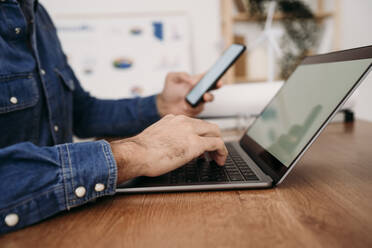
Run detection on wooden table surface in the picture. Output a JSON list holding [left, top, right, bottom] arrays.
[[1, 121, 372, 248]]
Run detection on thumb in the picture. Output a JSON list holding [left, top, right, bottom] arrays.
[[174, 72, 194, 85], [191, 73, 205, 86]]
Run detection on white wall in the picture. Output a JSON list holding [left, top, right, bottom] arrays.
[[339, 0, 372, 121]]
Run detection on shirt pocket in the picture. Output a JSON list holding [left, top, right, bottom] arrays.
[[0, 73, 39, 114], [54, 68, 75, 91], [0, 73, 40, 147]]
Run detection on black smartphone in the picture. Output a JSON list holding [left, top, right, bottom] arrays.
[[186, 44, 246, 107]]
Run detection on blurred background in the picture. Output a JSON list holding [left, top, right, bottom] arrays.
[[41, 0, 372, 127]]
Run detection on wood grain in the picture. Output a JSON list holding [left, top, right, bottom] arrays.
[[1, 121, 372, 248]]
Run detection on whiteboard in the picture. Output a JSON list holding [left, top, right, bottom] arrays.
[[55, 13, 192, 99]]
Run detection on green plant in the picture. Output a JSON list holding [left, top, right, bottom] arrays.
[[247, 0, 320, 79]]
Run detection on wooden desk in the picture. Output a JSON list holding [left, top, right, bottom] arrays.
[[1, 121, 372, 248]]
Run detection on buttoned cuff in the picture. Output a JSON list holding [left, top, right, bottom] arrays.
[[137, 94, 161, 127], [58, 140, 117, 209], [0, 140, 117, 234]]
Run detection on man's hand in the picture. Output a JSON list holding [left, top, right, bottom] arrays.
[[156, 72, 223, 117], [110, 114, 227, 184]]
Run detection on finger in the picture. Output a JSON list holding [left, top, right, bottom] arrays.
[[183, 101, 204, 115], [200, 137, 228, 165], [208, 151, 227, 166], [190, 73, 205, 86], [203, 93, 214, 102], [216, 80, 223, 89], [188, 118, 221, 137], [193, 73, 205, 82], [209, 80, 223, 90]]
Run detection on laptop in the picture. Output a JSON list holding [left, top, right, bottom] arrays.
[[116, 45, 372, 193]]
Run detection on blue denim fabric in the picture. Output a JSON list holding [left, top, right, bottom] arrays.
[[0, 0, 160, 234]]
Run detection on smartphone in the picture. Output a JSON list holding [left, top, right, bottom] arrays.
[[186, 44, 246, 107]]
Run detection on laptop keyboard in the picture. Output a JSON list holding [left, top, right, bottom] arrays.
[[145, 143, 259, 185]]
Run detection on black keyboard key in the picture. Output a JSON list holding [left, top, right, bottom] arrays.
[[241, 172, 258, 181], [200, 176, 210, 182], [229, 174, 244, 181]]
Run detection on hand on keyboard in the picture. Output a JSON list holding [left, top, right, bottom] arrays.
[[110, 114, 228, 184]]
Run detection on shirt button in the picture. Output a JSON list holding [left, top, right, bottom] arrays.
[[40, 69, 46, 75], [54, 125, 59, 132], [75, 186, 86, 198], [10, 97, 18, 104], [94, 183, 105, 192], [14, 27, 21, 35], [5, 213, 19, 227]]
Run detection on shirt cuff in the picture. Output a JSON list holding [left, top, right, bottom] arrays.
[[137, 94, 161, 127], [0, 140, 117, 234], [59, 140, 117, 209]]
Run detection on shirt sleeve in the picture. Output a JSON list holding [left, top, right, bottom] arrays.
[[0, 140, 117, 234], [67, 66, 161, 138]]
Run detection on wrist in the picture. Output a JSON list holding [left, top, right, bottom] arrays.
[[110, 139, 146, 184], [156, 94, 168, 117]]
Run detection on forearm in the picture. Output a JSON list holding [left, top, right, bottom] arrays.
[[0, 141, 117, 234], [73, 94, 160, 138], [64, 63, 160, 138]]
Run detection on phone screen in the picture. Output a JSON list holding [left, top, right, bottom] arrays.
[[186, 44, 245, 107]]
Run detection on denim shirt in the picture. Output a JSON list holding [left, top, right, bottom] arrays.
[[0, 0, 160, 234]]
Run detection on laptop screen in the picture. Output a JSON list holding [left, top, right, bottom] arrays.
[[240, 46, 372, 183]]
